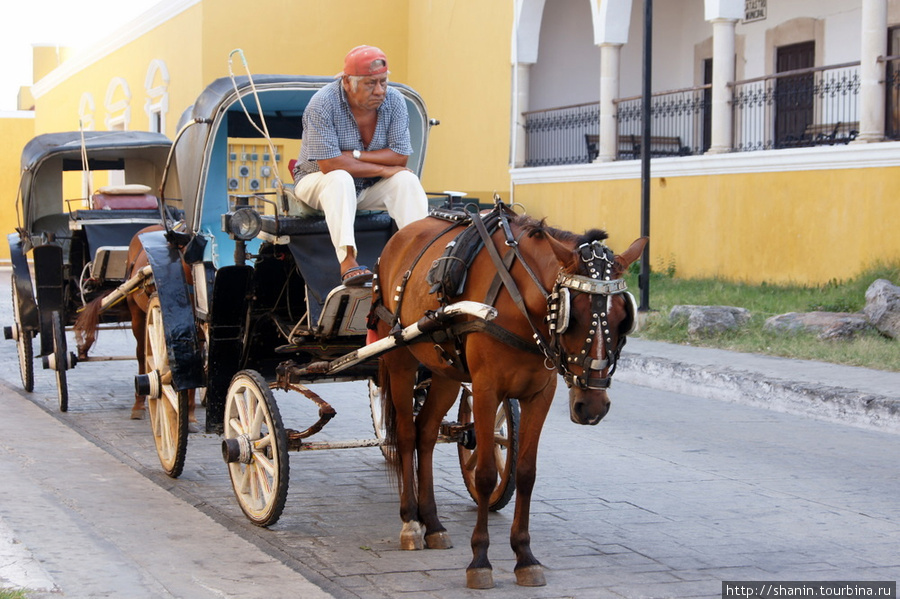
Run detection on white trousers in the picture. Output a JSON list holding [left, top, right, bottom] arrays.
[[292, 170, 429, 263]]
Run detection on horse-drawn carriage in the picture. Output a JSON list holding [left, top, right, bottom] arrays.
[[4, 130, 180, 411], [10, 69, 645, 588]]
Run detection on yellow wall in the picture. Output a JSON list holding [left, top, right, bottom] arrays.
[[407, 1, 514, 204], [0, 116, 37, 261], [514, 167, 900, 285]]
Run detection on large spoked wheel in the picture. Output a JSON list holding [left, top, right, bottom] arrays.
[[10, 276, 34, 392], [144, 295, 189, 478], [457, 387, 519, 512], [50, 311, 69, 412], [223, 370, 289, 527]]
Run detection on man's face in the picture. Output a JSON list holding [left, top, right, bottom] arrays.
[[344, 75, 389, 111]]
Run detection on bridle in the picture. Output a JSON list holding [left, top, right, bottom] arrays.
[[468, 203, 636, 392], [546, 241, 636, 391]]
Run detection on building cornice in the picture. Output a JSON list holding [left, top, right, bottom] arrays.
[[31, 0, 200, 100], [511, 142, 900, 184]]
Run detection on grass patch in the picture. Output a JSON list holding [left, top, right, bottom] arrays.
[[625, 262, 900, 372], [0, 589, 29, 599]]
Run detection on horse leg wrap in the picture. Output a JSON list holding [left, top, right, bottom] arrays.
[[400, 520, 424, 550], [515, 564, 546, 587], [424, 530, 453, 549], [466, 567, 494, 589]]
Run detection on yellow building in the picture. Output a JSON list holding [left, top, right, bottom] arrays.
[[4, 0, 899, 286]]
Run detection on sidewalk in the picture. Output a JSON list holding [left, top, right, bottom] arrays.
[[0, 379, 338, 599], [618, 338, 900, 433]]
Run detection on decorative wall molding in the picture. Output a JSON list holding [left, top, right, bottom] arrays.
[[510, 142, 900, 185]]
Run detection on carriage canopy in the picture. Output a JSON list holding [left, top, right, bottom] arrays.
[[17, 130, 177, 233]]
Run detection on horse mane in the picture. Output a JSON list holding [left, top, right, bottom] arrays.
[[513, 214, 608, 247]]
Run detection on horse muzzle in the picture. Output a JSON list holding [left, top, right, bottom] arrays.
[[568, 387, 610, 425]]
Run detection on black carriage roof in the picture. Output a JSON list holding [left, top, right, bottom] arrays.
[[21, 130, 172, 171]]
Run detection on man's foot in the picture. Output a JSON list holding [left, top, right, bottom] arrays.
[[341, 265, 374, 286]]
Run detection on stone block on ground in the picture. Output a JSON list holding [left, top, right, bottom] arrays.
[[669, 305, 751, 337], [763, 311, 871, 340], [864, 278, 900, 339]]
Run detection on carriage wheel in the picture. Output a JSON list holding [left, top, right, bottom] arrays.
[[51, 311, 69, 413], [223, 370, 289, 527], [10, 275, 34, 392], [144, 295, 189, 478], [457, 387, 519, 511]]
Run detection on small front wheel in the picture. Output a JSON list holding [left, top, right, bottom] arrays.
[[51, 311, 69, 412], [223, 370, 289, 527]]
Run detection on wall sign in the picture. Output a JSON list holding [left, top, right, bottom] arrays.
[[744, 0, 766, 23]]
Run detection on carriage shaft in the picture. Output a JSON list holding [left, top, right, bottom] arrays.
[[94, 265, 154, 314]]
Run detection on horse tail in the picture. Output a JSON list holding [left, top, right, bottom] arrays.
[[73, 292, 111, 359], [379, 359, 402, 480]]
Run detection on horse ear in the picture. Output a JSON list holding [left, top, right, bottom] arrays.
[[545, 233, 579, 272], [615, 237, 649, 272]]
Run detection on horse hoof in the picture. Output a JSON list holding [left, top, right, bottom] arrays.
[[188, 421, 201, 434], [515, 564, 546, 587], [131, 408, 146, 420], [399, 521, 424, 550], [466, 568, 494, 589], [424, 531, 453, 549]]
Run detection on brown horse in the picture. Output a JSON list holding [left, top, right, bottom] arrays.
[[75, 225, 199, 432], [373, 205, 646, 589]]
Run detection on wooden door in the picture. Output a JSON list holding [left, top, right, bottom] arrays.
[[775, 41, 815, 147]]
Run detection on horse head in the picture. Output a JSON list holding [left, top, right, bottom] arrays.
[[544, 231, 648, 425]]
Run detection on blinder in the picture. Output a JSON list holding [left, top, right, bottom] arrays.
[[545, 240, 634, 392]]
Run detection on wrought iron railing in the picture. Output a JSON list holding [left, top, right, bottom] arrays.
[[520, 62, 864, 166], [731, 62, 860, 152], [614, 85, 710, 160], [522, 102, 599, 167]]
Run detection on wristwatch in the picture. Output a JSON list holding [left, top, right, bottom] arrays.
[[352, 149, 361, 160]]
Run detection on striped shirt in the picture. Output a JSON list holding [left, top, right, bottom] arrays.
[[292, 79, 413, 195]]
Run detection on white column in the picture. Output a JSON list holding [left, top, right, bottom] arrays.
[[707, 17, 737, 154], [596, 43, 622, 162], [514, 62, 532, 168], [854, 0, 887, 143]]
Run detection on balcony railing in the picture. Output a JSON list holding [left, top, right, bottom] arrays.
[[731, 62, 860, 152], [614, 85, 710, 160], [522, 102, 599, 167]]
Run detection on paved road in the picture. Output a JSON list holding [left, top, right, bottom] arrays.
[[1, 272, 898, 598]]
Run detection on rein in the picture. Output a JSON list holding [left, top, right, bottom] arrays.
[[467, 202, 631, 391]]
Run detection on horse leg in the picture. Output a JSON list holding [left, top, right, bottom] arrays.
[[413, 374, 460, 550], [129, 299, 147, 420], [509, 388, 554, 587], [466, 388, 503, 589], [383, 352, 426, 550], [187, 389, 200, 433]]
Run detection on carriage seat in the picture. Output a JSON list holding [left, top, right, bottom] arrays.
[[91, 184, 159, 210], [259, 210, 393, 237]]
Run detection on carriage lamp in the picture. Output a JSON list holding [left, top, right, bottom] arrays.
[[223, 207, 262, 240]]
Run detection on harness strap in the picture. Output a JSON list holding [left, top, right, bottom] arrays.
[[466, 204, 554, 360]]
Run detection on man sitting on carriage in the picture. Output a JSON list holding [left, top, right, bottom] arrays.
[[291, 45, 429, 286]]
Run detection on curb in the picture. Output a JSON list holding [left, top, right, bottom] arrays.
[[617, 353, 900, 434]]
